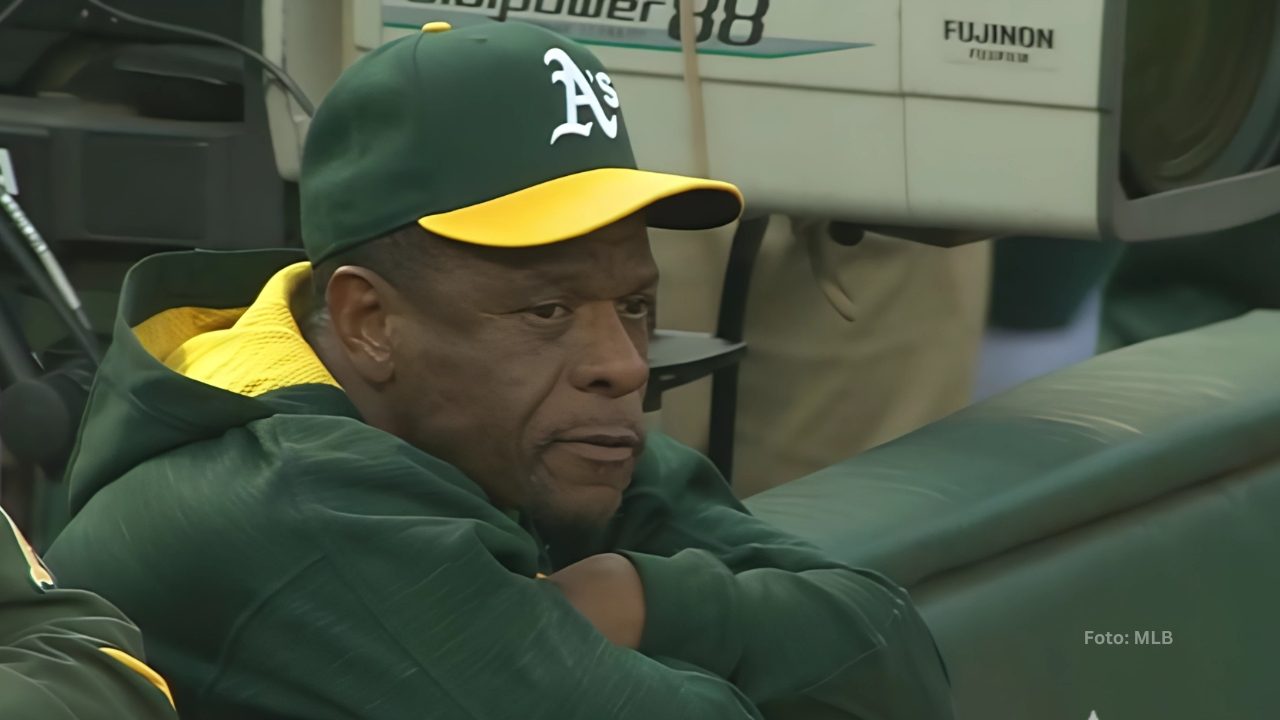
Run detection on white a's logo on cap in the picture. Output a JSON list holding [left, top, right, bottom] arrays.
[[545, 48, 620, 145]]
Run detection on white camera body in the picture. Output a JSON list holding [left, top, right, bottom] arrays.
[[277, 0, 1280, 241]]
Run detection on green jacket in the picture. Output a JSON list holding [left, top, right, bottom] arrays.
[[1, 507, 175, 719], [47, 248, 952, 719]]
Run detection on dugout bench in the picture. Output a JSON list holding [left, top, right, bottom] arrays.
[[746, 311, 1280, 720]]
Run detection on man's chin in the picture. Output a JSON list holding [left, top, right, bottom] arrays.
[[529, 450, 635, 535], [527, 482, 626, 542], [546, 484, 624, 529]]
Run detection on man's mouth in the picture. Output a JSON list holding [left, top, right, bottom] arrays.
[[551, 428, 642, 464]]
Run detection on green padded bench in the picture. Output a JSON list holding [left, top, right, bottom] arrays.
[[746, 311, 1280, 720]]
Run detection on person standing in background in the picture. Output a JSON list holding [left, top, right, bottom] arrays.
[[651, 218, 991, 497]]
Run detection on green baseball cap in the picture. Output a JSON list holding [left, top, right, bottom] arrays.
[[300, 20, 743, 263]]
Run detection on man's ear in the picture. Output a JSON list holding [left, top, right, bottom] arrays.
[[325, 266, 397, 385]]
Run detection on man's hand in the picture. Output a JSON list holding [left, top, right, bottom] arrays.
[[546, 553, 646, 649]]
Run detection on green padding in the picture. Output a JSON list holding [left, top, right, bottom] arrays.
[[747, 310, 1280, 587], [917, 462, 1280, 719], [746, 311, 1280, 718]]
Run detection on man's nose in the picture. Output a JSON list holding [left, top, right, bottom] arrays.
[[569, 304, 649, 399]]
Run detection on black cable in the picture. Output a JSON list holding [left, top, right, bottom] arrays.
[[0, 0, 25, 26], [1, 192, 94, 334], [83, 0, 316, 116], [0, 299, 39, 387], [0, 215, 102, 365]]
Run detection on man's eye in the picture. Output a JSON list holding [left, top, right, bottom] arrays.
[[527, 304, 571, 321], [618, 297, 652, 319]]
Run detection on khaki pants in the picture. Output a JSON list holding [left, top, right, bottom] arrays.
[[651, 217, 991, 497]]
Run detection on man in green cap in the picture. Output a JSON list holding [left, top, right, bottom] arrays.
[[47, 21, 952, 719], [1, 507, 176, 718]]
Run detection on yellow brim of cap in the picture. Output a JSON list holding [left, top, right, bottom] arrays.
[[417, 167, 743, 247]]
